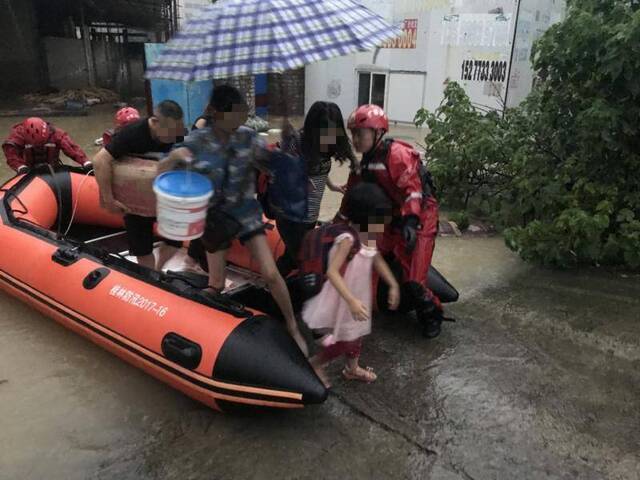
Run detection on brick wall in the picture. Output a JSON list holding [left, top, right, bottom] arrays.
[[211, 69, 304, 117], [268, 68, 305, 116]]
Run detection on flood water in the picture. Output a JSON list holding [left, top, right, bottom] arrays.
[[1, 109, 639, 479]]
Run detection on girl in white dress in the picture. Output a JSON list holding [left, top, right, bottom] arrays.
[[302, 183, 400, 387]]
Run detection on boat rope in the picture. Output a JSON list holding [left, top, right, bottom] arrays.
[[62, 168, 94, 238]]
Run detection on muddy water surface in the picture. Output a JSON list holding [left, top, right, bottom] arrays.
[[1, 111, 639, 480]]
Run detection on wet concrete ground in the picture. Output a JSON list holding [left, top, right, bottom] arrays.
[[1, 109, 640, 479]]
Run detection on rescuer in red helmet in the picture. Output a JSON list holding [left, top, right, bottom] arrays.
[[101, 107, 141, 147], [338, 104, 446, 338], [2, 117, 91, 174]]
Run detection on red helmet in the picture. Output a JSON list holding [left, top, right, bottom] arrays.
[[347, 104, 389, 133], [22, 117, 51, 146], [115, 107, 140, 128]]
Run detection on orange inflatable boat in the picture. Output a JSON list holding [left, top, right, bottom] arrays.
[[0, 167, 327, 412]]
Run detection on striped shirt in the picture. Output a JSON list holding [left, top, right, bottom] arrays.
[[281, 128, 332, 224], [307, 172, 329, 223]]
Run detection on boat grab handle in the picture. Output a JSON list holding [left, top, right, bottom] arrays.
[[161, 332, 202, 370]]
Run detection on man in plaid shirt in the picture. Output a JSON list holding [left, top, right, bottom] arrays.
[[163, 85, 308, 356]]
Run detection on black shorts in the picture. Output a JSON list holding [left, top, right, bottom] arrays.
[[123, 214, 182, 257], [189, 225, 266, 268], [200, 209, 266, 253]]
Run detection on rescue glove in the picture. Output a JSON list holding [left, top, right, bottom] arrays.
[[402, 215, 420, 253]]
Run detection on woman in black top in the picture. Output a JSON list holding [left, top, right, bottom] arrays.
[[276, 101, 356, 276]]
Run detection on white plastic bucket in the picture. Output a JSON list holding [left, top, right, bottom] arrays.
[[153, 171, 213, 241]]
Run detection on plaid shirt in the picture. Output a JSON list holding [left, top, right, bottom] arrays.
[[179, 126, 268, 233]]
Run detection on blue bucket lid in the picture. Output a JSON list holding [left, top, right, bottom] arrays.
[[154, 171, 213, 198]]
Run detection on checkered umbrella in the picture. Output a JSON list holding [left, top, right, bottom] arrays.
[[145, 0, 400, 81]]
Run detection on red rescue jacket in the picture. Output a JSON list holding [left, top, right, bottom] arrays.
[[339, 139, 435, 220], [2, 122, 89, 172]]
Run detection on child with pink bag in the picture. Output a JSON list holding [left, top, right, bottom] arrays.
[[302, 182, 400, 387]]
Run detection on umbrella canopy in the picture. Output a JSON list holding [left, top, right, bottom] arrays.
[[146, 0, 400, 81]]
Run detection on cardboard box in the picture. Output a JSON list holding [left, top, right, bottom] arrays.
[[112, 156, 158, 217]]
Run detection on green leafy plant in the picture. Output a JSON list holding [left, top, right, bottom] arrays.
[[448, 211, 470, 231], [416, 0, 640, 269], [414, 82, 512, 213]]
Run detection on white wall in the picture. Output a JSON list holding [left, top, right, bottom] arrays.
[[505, 0, 566, 107], [305, 0, 565, 122], [306, 9, 433, 122], [306, 54, 358, 119], [430, 7, 516, 112]]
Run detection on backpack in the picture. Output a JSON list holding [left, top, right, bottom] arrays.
[[298, 223, 361, 297], [257, 145, 308, 222], [362, 138, 437, 199]]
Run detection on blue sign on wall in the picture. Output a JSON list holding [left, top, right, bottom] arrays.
[[144, 43, 212, 127]]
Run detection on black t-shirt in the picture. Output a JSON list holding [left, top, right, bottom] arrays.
[[191, 115, 213, 131], [105, 118, 181, 160]]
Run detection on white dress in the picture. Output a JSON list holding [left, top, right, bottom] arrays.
[[302, 233, 378, 343]]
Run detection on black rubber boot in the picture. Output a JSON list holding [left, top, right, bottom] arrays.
[[404, 281, 444, 339], [418, 305, 443, 339], [419, 301, 457, 338]]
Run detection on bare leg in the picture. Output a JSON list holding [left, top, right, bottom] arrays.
[[343, 356, 377, 383], [155, 244, 179, 271], [345, 356, 360, 372], [136, 254, 156, 270], [245, 235, 309, 356], [206, 249, 228, 290], [309, 355, 331, 388]]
